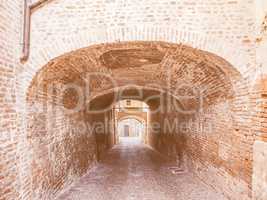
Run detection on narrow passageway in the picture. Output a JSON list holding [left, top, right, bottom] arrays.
[[57, 138, 226, 200]]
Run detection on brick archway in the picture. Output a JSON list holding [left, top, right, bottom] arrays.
[[21, 40, 251, 199], [21, 26, 246, 99], [117, 115, 147, 139]]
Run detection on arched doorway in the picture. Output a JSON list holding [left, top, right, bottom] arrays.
[[115, 99, 149, 143], [24, 41, 246, 199], [118, 118, 145, 138]]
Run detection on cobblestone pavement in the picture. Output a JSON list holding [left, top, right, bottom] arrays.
[[56, 138, 226, 200]]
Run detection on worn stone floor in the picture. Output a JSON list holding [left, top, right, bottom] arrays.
[[56, 138, 226, 200]]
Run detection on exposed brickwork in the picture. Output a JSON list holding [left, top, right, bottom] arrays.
[[0, 1, 23, 200], [26, 98, 97, 199], [1, 1, 267, 200], [88, 111, 117, 160]]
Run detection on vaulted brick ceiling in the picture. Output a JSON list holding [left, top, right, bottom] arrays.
[[28, 41, 241, 111]]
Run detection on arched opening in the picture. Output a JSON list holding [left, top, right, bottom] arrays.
[[25, 41, 247, 200], [118, 118, 144, 137], [116, 99, 148, 142]]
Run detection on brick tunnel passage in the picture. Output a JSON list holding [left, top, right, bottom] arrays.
[[56, 138, 226, 200], [2, 0, 267, 199], [25, 41, 256, 199]]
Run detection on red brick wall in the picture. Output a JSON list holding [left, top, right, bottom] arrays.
[[181, 101, 252, 200], [147, 96, 185, 160], [22, 62, 119, 198], [0, 1, 23, 199], [25, 83, 98, 199], [147, 86, 253, 199], [88, 110, 117, 160], [22, 73, 118, 199]]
